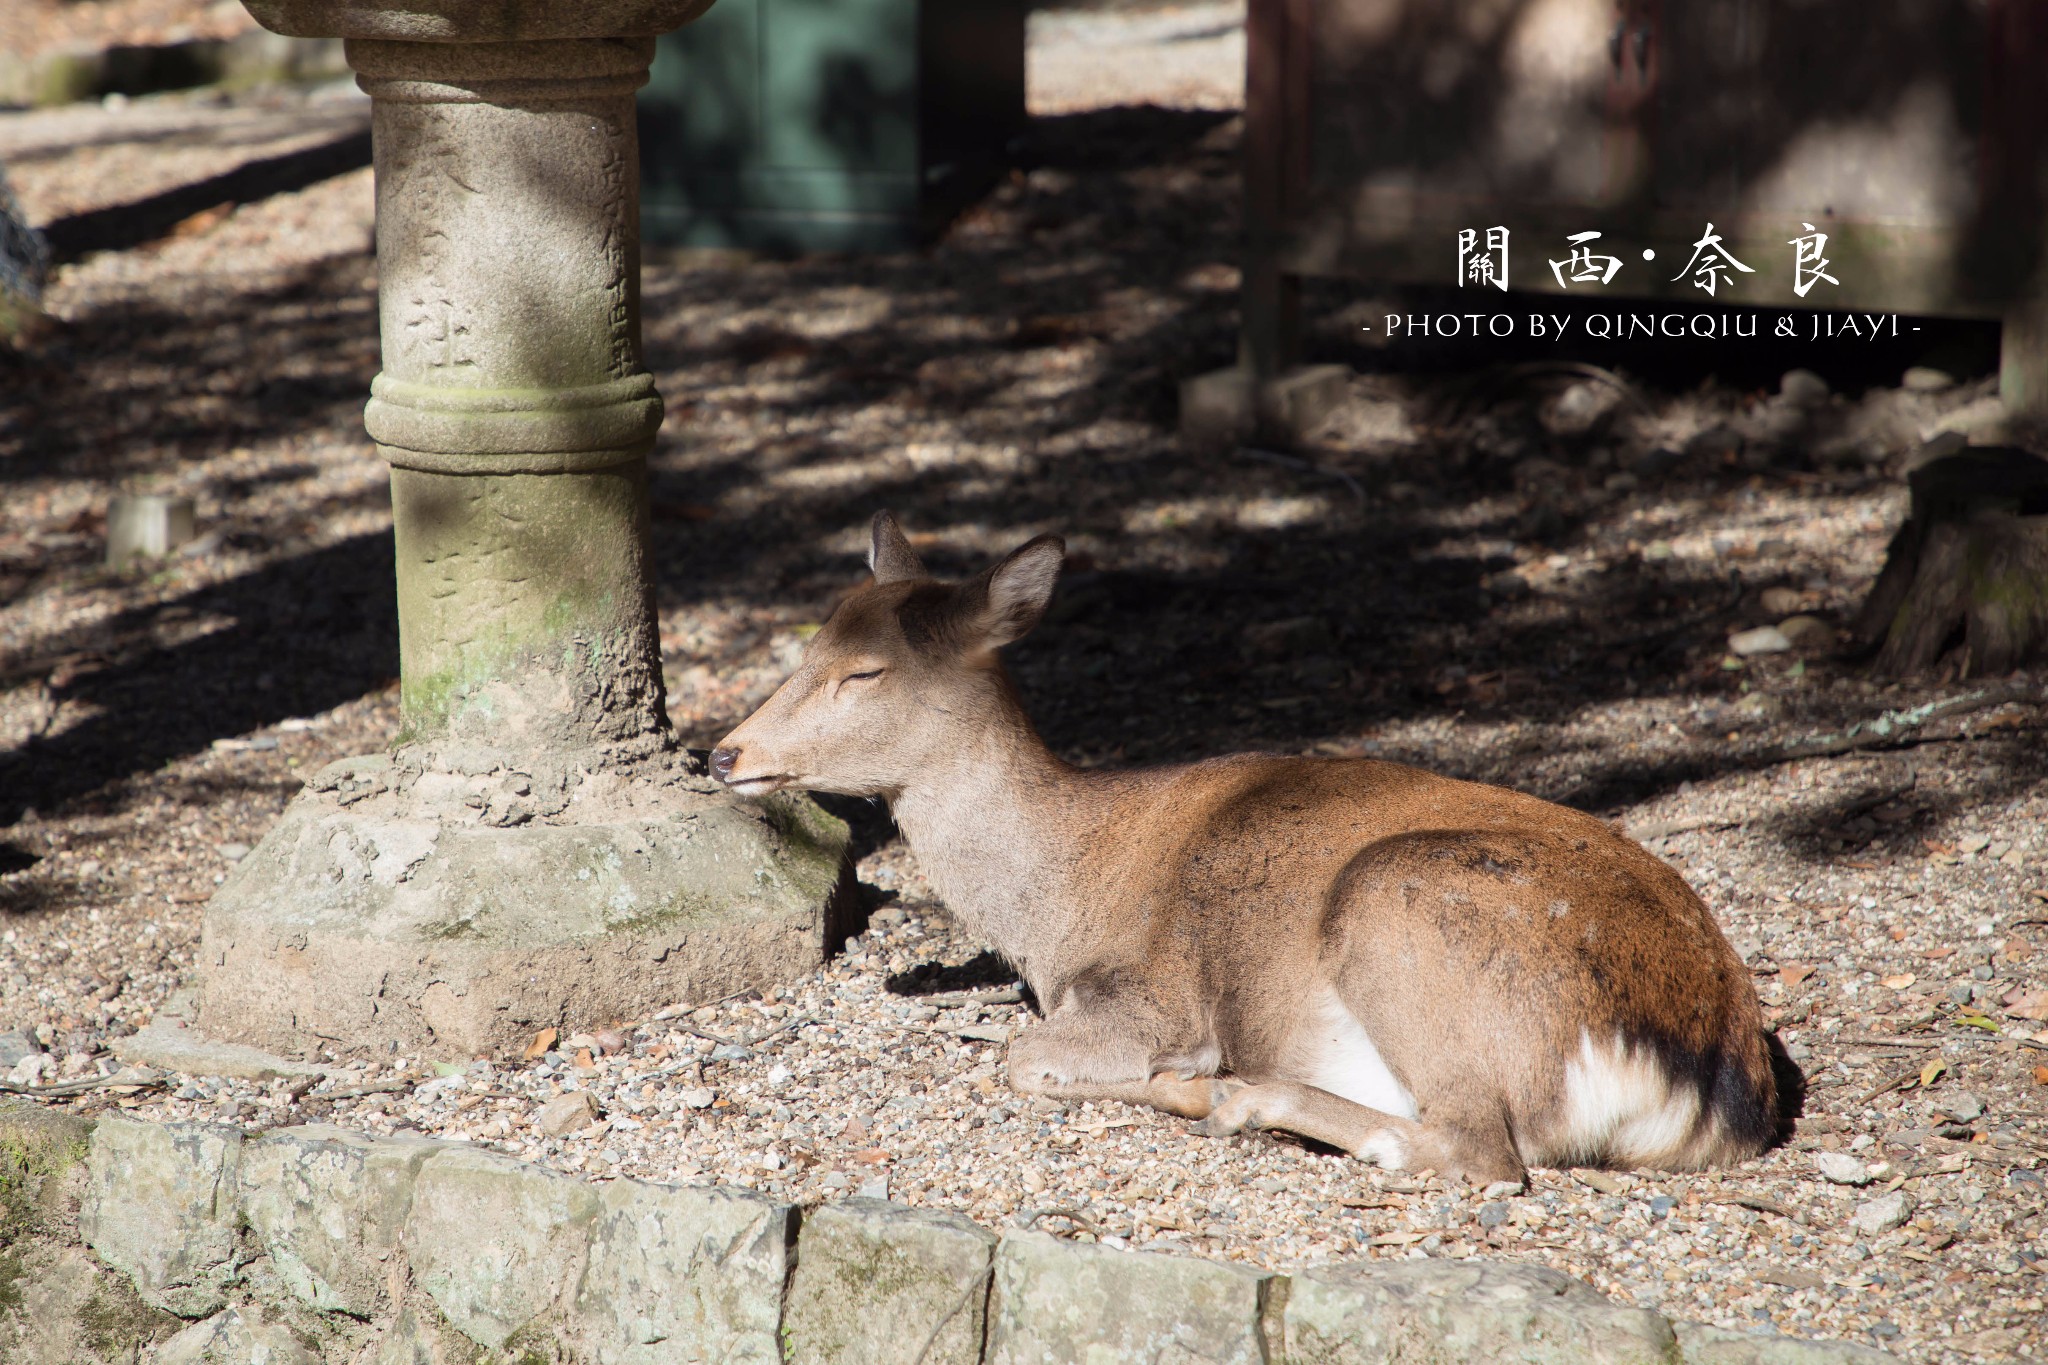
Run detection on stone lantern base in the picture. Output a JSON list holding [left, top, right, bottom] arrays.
[[196, 751, 852, 1060]]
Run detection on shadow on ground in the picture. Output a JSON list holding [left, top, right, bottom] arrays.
[[2, 104, 2043, 862]]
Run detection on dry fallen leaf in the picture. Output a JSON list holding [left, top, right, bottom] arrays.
[[521, 1027, 558, 1061], [1780, 963, 1817, 987], [1920, 1058, 1948, 1088], [573, 1047, 596, 1070], [2032, 1065, 2048, 1086], [1881, 974, 1917, 990], [169, 201, 234, 239], [2003, 990, 2048, 1021], [849, 1148, 891, 1165], [1923, 946, 1957, 960]]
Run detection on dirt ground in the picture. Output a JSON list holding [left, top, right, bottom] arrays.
[[2, 12, 2047, 1364]]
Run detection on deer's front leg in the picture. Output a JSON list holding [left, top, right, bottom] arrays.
[[1006, 1003, 1240, 1120]]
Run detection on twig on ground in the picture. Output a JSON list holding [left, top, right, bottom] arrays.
[[1711, 1193, 1795, 1218], [1856, 1069, 1926, 1106], [1626, 814, 1743, 841], [1238, 446, 1367, 505], [314, 1078, 415, 1100], [1021, 1205, 1105, 1238], [0, 1071, 166, 1097], [671, 1024, 742, 1049], [741, 1014, 816, 1049], [1815, 1035, 1941, 1050], [1770, 688, 2036, 764]]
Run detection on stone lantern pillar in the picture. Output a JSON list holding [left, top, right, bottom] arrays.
[[195, 1, 850, 1061]]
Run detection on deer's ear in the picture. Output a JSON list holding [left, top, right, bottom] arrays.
[[868, 510, 927, 584], [964, 535, 1065, 649]]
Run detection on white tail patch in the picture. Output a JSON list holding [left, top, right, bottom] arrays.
[[1294, 988, 1417, 1119], [1555, 1030, 1708, 1168]]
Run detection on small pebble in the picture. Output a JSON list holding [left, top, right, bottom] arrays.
[[1814, 1152, 1873, 1186], [1943, 1092, 1986, 1124], [1851, 1191, 1913, 1237], [538, 1091, 599, 1138]]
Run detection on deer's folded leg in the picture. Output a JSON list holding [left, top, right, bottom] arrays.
[[1005, 1005, 1236, 1119], [1192, 1080, 1526, 1186], [1017, 1072, 1244, 1119]]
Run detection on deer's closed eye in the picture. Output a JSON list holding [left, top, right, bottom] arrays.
[[837, 669, 884, 690]]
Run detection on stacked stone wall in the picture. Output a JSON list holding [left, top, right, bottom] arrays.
[[0, 1102, 1896, 1364]]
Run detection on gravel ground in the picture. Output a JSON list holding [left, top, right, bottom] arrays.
[[2, 10, 2046, 1364], [1, 0, 256, 67], [0, 84, 368, 227]]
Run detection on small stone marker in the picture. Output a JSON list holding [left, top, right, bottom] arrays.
[[1780, 368, 1831, 405], [1729, 625, 1794, 656], [1901, 366, 1954, 393], [106, 495, 197, 567]]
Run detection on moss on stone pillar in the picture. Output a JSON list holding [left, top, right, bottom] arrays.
[[391, 465, 664, 747]]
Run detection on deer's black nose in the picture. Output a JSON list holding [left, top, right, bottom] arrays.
[[710, 747, 739, 782]]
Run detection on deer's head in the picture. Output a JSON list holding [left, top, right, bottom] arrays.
[[710, 513, 1064, 798]]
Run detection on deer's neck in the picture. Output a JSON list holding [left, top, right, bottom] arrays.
[[887, 695, 1115, 986]]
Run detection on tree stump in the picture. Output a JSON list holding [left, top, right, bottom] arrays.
[[1851, 440, 2048, 675]]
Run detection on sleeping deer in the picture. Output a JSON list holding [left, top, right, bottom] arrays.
[[711, 513, 1783, 1185]]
